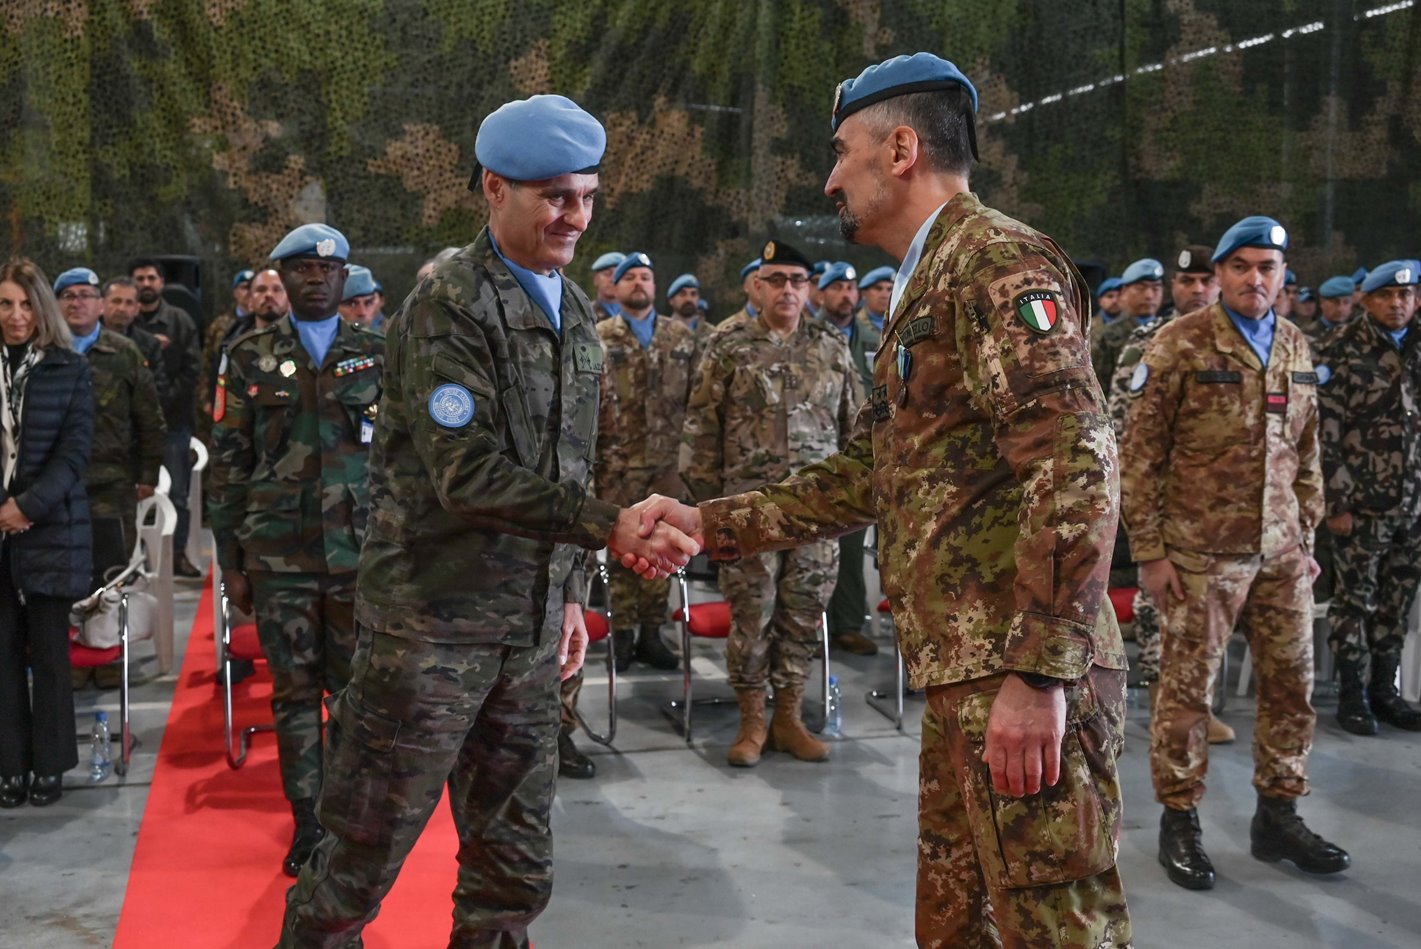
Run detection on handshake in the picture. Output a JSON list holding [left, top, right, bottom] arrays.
[[606, 495, 706, 579]]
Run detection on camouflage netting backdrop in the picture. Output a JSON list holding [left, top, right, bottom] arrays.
[[2, 0, 1418, 318]]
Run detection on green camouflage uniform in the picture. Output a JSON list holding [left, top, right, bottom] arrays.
[[697, 194, 1131, 947], [1092, 313, 1155, 397], [82, 327, 167, 579], [683, 312, 859, 692], [208, 315, 384, 805], [196, 309, 237, 448], [825, 313, 879, 640], [281, 230, 618, 949], [1316, 315, 1421, 670], [1122, 304, 1324, 811], [560, 312, 696, 725]]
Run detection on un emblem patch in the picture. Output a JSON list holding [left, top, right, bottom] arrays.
[[428, 383, 475, 428]]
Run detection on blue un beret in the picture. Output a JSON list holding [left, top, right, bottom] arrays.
[[473, 94, 605, 185], [1298, 287, 1314, 303], [591, 252, 626, 273], [740, 258, 762, 280], [231, 269, 255, 290], [53, 267, 100, 294], [1095, 276, 1123, 298], [811, 260, 831, 278], [613, 252, 652, 283], [1319, 276, 1356, 299], [1285, 268, 1297, 286], [818, 261, 858, 291], [1211, 215, 1288, 263], [342, 265, 377, 300], [1352, 267, 1370, 286], [1121, 258, 1165, 286], [667, 273, 699, 298], [858, 265, 895, 290], [270, 223, 349, 262], [1361, 260, 1420, 294], [832, 52, 979, 132]]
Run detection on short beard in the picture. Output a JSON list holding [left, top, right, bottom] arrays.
[[837, 178, 887, 244], [137, 288, 158, 304]]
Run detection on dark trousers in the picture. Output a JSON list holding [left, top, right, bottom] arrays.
[[0, 547, 80, 777], [163, 428, 193, 556], [827, 527, 868, 636], [91, 516, 129, 589]]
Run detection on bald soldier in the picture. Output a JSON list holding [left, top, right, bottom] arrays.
[[279, 95, 696, 948], [1122, 216, 1349, 893], [643, 53, 1131, 947]]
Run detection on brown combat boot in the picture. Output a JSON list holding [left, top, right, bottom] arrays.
[[727, 689, 768, 768], [768, 684, 830, 762], [1206, 714, 1236, 744]]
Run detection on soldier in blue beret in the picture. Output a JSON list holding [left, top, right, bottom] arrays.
[[589, 250, 625, 321], [1096, 276, 1123, 323], [807, 260, 830, 315], [1093, 257, 1164, 393], [666, 273, 710, 344], [719, 258, 763, 335], [1302, 275, 1360, 347], [338, 264, 382, 331], [856, 265, 894, 331], [280, 96, 698, 947]]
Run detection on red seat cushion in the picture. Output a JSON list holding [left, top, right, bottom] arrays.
[[877, 597, 891, 613], [1108, 587, 1137, 625], [228, 623, 264, 662], [585, 610, 609, 643], [673, 600, 732, 638]]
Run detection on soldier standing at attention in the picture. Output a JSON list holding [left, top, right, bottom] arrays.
[[1092, 257, 1163, 395], [1317, 259, 1421, 735], [1122, 215, 1350, 892], [856, 265, 893, 332], [209, 223, 386, 877], [1302, 275, 1358, 348], [681, 239, 859, 767], [816, 260, 880, 655], [589, 251, 625, 322], [1096, 276, 1123, 324], [337, 265, 382, 330], [279, 95, 697, 949], [100, 277, 170, 408], [645, 52, 1131, 946], [666, 272, 714, 363]]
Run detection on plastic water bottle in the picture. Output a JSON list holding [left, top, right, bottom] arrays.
[[90, 711, 112, 783], [822, 675, 844, 739]]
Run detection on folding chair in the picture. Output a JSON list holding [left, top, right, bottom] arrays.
[[669, 556, 830, 745], [218, 580, 273, 769], [572, 561, 618, 746]]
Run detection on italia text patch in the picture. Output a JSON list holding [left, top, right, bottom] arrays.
[[1013, 289, 1062, 334]]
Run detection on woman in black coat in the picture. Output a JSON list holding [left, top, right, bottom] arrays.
[[0, 257, 95, 808]]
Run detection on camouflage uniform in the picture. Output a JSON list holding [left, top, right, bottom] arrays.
[[82, 327, 167, 580], [208, 315, 384, 804], [196, 308, 238, 447], [1121, 304, 1324, 810], [281, 230, 617, 948], [682, 312, 859, 691], [825, 313, 879, 641], [113, 321, 172, 416], [698, 194, 1131, 947], [1316, 315, 1421, 670], [1092, 314, 1155, 397]]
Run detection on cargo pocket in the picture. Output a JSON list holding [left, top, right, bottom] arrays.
[[957, 683, 1117, 889], [318, 690, 401, 847]]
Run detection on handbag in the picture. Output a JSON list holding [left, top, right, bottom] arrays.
[[71, 535, 159, 649]]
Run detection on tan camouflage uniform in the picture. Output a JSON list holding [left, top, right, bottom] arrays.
[[1121, 304, 1324, 811], [698, 193, 1131, 947], [208, 315, 384, 805], [682, 312, 859, 692], [281, 230, 617, 947]]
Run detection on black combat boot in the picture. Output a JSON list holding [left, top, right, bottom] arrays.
[[283, 798, 325, 877], [1335, 654, 1379, 736], [1158, 807, 1216, 890], [1368, 652, 1421, 731], [635, 626, 680, 670], [557, 725, 596, 779], [0, 775, 28, 808], [612, 629, 635, 673], [1250, 795, 1350, 874]]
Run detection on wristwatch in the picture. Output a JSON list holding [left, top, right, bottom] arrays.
[[1015, 671, 1067, 690]]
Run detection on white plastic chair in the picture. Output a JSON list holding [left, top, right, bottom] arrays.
[[186, 437, 208, 566], [136, 492, 177, 674]]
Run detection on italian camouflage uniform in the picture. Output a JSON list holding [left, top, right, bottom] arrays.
[[1122, 304, 1324, 811], [682, 312, 859, 692], [82, 327, 166, 581], [282, 230, 618, 948], [698, 194, 1131, 948], [208, 315, 384, 807], [559, 312, 696, 727], [825, 313, 879, 640], [1316, 315, 1421, 674]]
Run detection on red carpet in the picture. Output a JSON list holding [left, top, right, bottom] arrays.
[[115, 583, 464, 948]]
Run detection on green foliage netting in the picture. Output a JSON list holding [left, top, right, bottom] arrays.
[[1, 0, 1417, 316]]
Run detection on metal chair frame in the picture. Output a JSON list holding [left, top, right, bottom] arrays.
[[218, 581, 274, 769], [573, 562, 618, 746]]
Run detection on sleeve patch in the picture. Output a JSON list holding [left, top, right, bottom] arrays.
[[1129, 362, 1149, 392], [1012, 289, 1062, 334], [428, 383, 476, 428]]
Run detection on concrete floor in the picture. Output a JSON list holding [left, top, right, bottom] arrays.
[[2, 577, 1420, 948]]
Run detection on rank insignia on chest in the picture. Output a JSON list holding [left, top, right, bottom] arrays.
[[871, 384, 891, 421], [1012, 289, 1062, 334], [257, 354, 278, 373], [334, 355, 376, 377], [1266, 392, 1288, 414], [279, 359, 298, 378]]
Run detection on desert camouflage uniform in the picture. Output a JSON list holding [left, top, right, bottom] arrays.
[[825, 313, 879, 640], [698, 193, 1131, 947], [683, 312, 858, 691], [208, 315, 384, 805], [559, 312, 696, 724], [1316, 315, 1421, 671], [82, 327, 166, 580], [281, 230, 617, 949], [1121, 304, 1324, 811]]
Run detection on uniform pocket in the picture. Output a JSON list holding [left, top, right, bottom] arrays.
[[318, 690, 401, 846], [957, 685, 1117, 889]]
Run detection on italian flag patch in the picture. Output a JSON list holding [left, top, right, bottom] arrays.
[[1013, 289, 1061, 334]]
